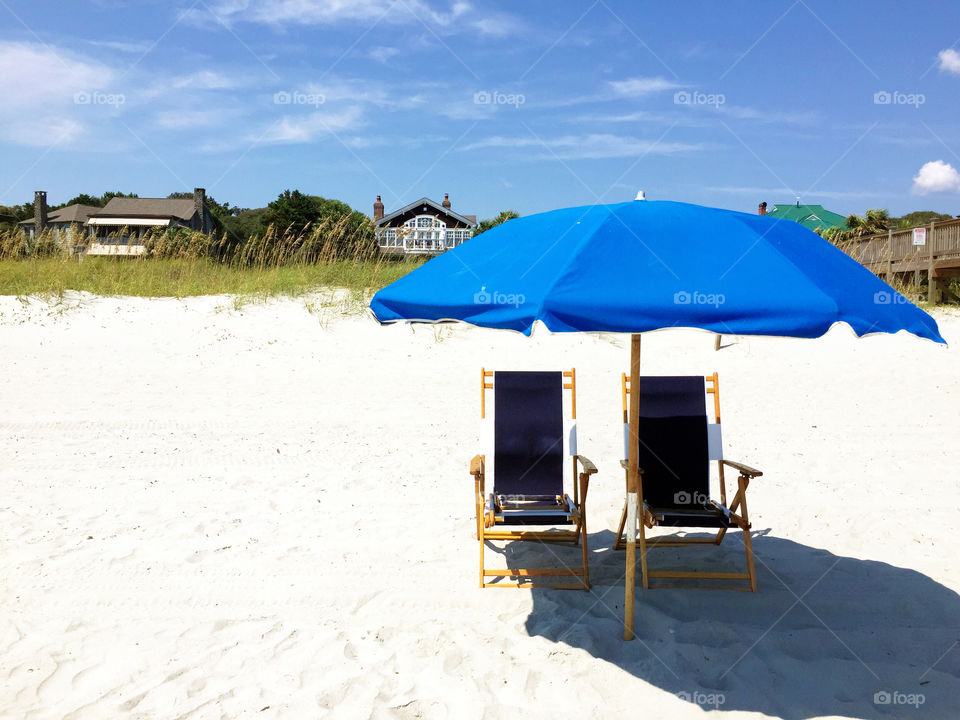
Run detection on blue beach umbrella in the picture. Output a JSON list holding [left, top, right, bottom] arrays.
[[369, 199, 944, 638]]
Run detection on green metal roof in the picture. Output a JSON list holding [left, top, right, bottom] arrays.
[[766, 203, 847, 232]]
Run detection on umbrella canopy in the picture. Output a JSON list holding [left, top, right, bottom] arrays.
[[371, 200, 943, 343], [369, 199, 944, 641]]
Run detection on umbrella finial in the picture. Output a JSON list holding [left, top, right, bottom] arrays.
[[634, 190, 646, 201]]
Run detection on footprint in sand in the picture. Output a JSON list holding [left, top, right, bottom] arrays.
[[393, 698, 448, 720]]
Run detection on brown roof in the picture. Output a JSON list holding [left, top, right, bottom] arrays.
[[51, 204, 101, 223], [375, 197, 477, 228], [96, 197, 197, 221], [18, 203, 101, 226]]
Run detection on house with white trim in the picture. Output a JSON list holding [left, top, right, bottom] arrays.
[[86, 190, 214, 256], [20, 188, 215, 257], [373, 194, 477, 256]]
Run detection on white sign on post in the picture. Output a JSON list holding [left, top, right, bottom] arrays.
[[913, 227, 926, 246]]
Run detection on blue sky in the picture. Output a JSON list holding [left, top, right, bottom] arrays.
[[2, 0, 960, 220]]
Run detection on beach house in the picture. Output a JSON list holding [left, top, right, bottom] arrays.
[[759, 200, 846, 233], [18, 192, 100, 246], [374, 194, 477, 256], [20, 189, 216, 257], [86, 190, 215, 256]]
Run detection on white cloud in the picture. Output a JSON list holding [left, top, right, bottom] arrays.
[[572, 110, 663, 123], [0, 41, 114, 108], [608, 77, 680, 96], [368, 46, 401, 64], [257, 107, 364, 143], [0, 41, 117, 146], [199, 0, 517, 35], [535, 76, 680, 109], [938, 48, 960, 74], [912, 160, 960, 194], [460, 133, 701, 160], [719, 105, 819, 124], [171, 70, 239, 90], [155, 110, 226, 129], [85, 39, 153, 54]]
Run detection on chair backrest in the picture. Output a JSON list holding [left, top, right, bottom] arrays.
[[632, 375, 710, 509], [492, 371, 565, 498]]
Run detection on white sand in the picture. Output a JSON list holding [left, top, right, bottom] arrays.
[[1, 292, 958, 720]]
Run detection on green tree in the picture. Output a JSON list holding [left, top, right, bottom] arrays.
[[475, 209, 520, 235], [165, 191, 239, 220], [893, 210, 954, 228], [258, 191, 366, 233], [0, 201, 34, 232], [58, 193, 104, 208], [222, 208, 268, 242], [259, 190, 323, 233], [823, 208, 889, 243], [101, 191, 139, 204]]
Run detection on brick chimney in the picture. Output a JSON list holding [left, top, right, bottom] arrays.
[[373, 195, 384, 221], [442, 193, 451, 210], [34, 191, 48, 233], [193, 188, 208, 233], [758, 201, 767, 216]]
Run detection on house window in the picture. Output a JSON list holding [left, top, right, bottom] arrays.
[[416, 216, 432, 228]]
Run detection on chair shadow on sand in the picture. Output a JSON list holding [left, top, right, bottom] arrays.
[[490, 529, 960, 719]]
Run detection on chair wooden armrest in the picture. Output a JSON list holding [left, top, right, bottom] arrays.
[[722, 459, 762, 478], [575, 455, 598, 475], [470, 454, 484, 477]]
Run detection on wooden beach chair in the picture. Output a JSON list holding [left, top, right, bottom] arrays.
[[614, 374, 761, 590], [470, 369, 597, 590]]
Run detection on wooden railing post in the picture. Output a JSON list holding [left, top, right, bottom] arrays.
[[927, 221, 937, 305], [885, 228, 893, 283]]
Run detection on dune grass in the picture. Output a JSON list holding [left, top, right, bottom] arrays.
[[0, 257, 423, 299]]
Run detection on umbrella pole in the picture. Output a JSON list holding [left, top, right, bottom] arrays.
[[624, 333, 642, 641]]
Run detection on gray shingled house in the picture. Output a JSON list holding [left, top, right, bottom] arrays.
[[21, 188, 215, 256]]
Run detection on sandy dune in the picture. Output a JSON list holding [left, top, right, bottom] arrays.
[[1, 293, 958, 719]]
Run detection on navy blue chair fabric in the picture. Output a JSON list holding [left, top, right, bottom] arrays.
[[493, 371, 564, 500], [637, 376, 711, 512]]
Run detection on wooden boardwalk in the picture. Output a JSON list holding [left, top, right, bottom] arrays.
[[840, 218, 960, 303]]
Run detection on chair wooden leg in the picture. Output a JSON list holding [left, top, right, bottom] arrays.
[[475, 477, 483, 541], [580, 512, 590, 590], [614, 501, 628, 550], [638, 503, 649, 590], [742, 528, 757, 592], [738, 475, 757, 591], [478, 534, 485, 588]]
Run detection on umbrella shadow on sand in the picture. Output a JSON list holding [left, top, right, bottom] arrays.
[[494, 529, 960, 719]]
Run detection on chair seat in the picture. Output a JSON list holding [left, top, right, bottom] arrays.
[[649, 504, 735, 528], [494, 495, 575, 526], [495, 512, 576, 526]]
